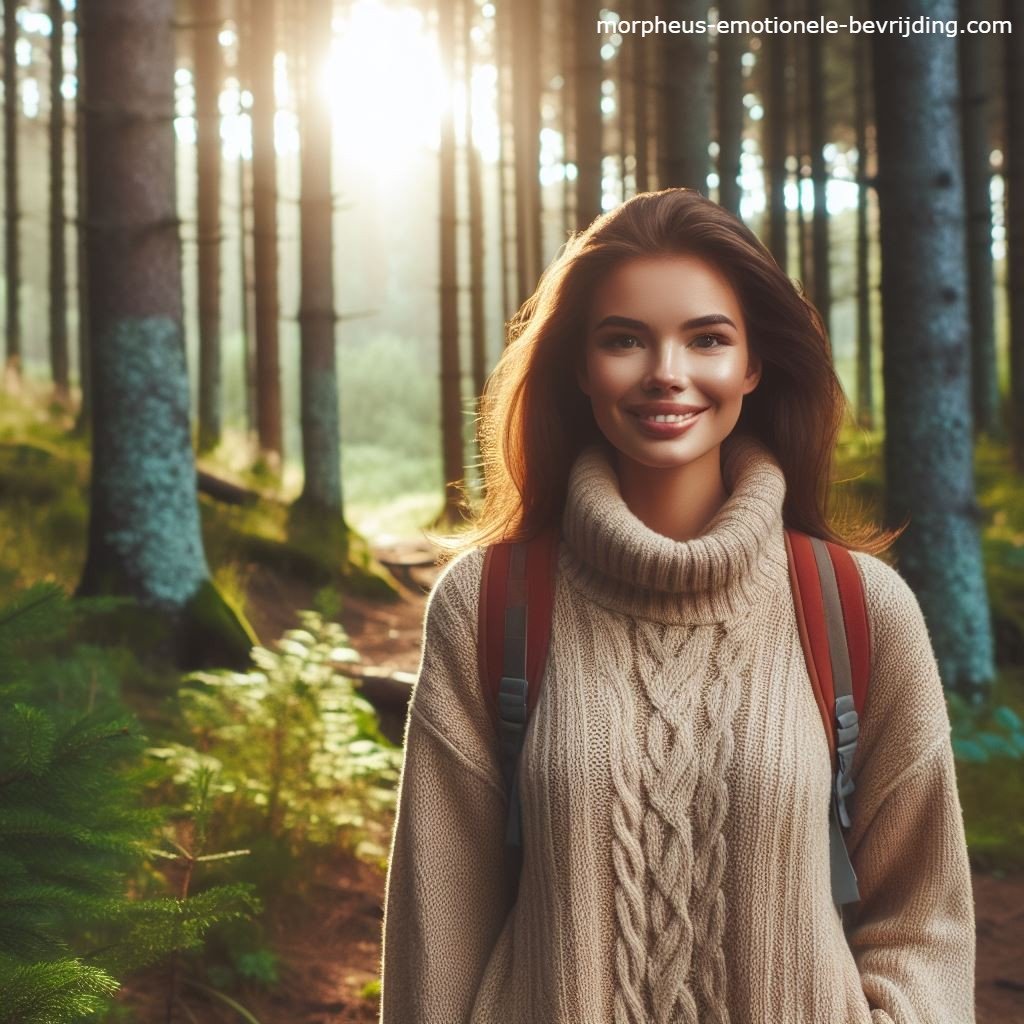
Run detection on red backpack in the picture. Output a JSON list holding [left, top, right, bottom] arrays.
[[478, 525, 870, 913]]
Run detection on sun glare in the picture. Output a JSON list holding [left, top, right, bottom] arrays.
[[325, 0, 444, 169]]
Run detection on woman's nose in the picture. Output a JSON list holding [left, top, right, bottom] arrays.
[[642, 345, 691, 391]]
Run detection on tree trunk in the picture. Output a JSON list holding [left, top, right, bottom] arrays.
[[715, 0, 745, 217], [495, 0, 514, 322], [235, 0, 257, 439], [295, 0, 343, 522], [764, 0, 788, 271], [853, 18, 873, 431], [50, 0, 69, 405], [195, 0, 224, 454], [574, 0, 602, 226], [77, 0, 253, 667], [4, 0, 21, 383], [250, 0, 283, 466], [806, 0, 831, 340], [959, 0, 999, 439], [1007, 0, 1024, 469], [438, 0, 465, 521], [659, 0, 711, 192], [632, 0, 650, 194], [74, 0, 91, 431], [795, 26, 813, 297], [511, 0, 542, 305], [871, 0, 994, 703], [463, 0, 487, 400]]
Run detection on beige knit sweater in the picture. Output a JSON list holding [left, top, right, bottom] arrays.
[[378, 432, 976, 1023]]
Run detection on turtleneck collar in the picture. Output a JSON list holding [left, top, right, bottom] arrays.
[[559, 431, 790, 626]]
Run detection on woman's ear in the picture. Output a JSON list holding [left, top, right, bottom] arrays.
[[743, 352, 762, 395]]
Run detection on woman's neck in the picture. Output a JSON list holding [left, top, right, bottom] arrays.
[[613, 443, 729, 543]]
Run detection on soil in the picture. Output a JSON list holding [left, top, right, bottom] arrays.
[[123, 545, 1024, 1023]]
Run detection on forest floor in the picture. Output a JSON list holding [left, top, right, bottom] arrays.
[[124, 546, 1024, 1024]]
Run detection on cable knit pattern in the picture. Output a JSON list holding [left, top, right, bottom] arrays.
[[378, 432, 977, 1024]]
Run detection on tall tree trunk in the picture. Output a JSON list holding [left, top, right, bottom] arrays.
[[659, 0, 710, 192], [716, 0, 744, 217], [77, 0, 252, 665], [250, 0, 282, 466], [295, 0, 343, 524], [4, 0, 21, 383], [574, 0, 602, 226], [236, 0, 256, 438], [495, 0, 514, 322], [49, 0, 69, 405], [959, 0, 999, 439], [632, 0, 650, 193], [871, 0, 994, 703], [1007, 0, 1024, 468], [438, 0, 464, 521], [796, 51, 813, 298], [764, 0, 788, 271], [511, 0, 542, 305], [74, 0, 90, 430], [463, 0, 486, 400], [806, 0, 831, 339], [195, 0, 224, 453], [853, 19, 873, 431]]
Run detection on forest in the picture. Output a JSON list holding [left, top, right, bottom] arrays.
[[0, 0, 1023, 1020]]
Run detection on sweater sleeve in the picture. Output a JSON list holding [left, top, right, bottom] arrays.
[[843, 553, 976, 1024], [378, 548, 517, 1023]]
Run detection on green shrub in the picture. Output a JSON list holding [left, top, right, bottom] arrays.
[[149, 611, 403, 868]]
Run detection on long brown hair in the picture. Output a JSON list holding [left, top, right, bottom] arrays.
[[429, 188, 904, 560]]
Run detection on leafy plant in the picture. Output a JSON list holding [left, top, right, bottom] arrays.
[[150, 611, 403, 865], [0, 585, 262, 1023], [948, 695, 1024, 763]]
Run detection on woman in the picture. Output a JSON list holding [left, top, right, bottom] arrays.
[[378, 189, 976, 1023]]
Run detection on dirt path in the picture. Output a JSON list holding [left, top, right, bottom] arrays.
[[188, 547, 1023, 1023]]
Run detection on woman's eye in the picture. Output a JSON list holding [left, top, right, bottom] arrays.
[[603, 334, 640, 349], [692, 333, 724, 349]]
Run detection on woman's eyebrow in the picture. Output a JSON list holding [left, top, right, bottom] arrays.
[[592, 313, 738, 331]]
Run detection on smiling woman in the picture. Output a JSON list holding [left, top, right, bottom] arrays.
[[379, 188, 976, 1024], [577, 254, 763, 542]]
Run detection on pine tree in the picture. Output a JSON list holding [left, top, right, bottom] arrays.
[[0, 586, 259, 1022]]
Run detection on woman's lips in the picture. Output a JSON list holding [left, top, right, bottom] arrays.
[[629, 407, 706, 438]]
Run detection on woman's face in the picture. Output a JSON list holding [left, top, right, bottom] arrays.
[[577, 253, 762, 472]]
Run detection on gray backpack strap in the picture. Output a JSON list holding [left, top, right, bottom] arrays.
[[809, 537, 862, 910], [498, 543, 529, 851]]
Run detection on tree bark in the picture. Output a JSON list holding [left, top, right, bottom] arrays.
[[74, 0, 91, 431], [195, 0, 224, 454], [50, 0, 69, 404], [659, 0, 711, 192], [4, 0, 21, 382], [511, 0, 542, 305], [1007, 0, 1024, 468], [632, 0, 650, 194], [871, 0, 994, 703], [959, 0, 999, 439], [574, 0, 602, 226], [296, 0, 343, 520], [715, 0, 745, 217], [463, 0, 487, 400], [806, 0, 831, 340], [438, 0, 465, 521], [77, 0, 252, 666], [764, 0, 788, 272], [250, 0, 283, 465], [853, 16, 873, 431]]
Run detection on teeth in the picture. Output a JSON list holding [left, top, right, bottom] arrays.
[[642, 411, 700, 423]]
